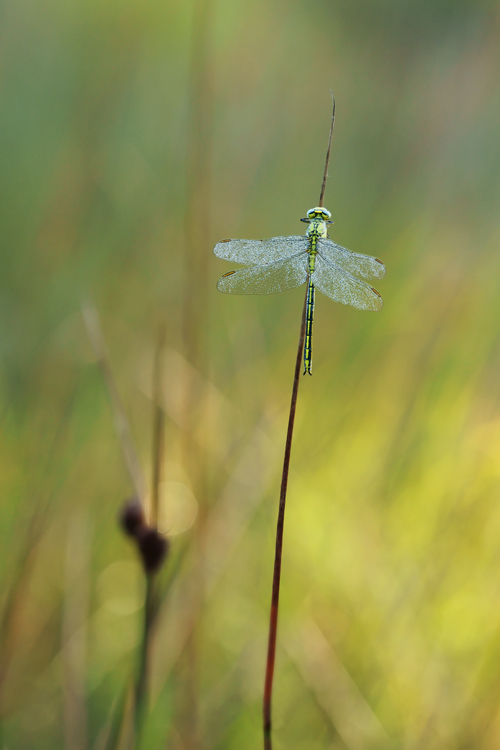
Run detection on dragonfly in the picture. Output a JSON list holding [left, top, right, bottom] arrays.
[[213, 205, 386, 374]]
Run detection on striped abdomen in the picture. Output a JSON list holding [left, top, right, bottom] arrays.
[[303, 225, 323, 376], [303, 278, 315, 375]]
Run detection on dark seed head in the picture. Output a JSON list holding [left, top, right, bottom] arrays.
[[136, 528, 169, 574], [119, 498, 146, 537]]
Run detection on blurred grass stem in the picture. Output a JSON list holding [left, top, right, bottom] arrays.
[[263, 95, 335, 746], [133, 324, 166, 741], [150, 324, 166, 528], [263, 288, 307, 749], [174, 0, 215, 743], [83, 301, 165, 748], [82, 299, 147, 505], [133, 577, 155, 744]]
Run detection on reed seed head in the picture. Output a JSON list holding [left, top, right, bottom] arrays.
[[119, 498, 146, 537], [136, 527, 169, 573]]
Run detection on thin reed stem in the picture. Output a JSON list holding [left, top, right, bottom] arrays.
[[82, 299, 147, 505], [151, 323, 166, 529], [133, 324, 167, 743], [262, 92, 337, 748], [133, 574, 155, 743], [83, 302, 167, 749], [263, 286, 308, 750], [318, 94, 336, 208]]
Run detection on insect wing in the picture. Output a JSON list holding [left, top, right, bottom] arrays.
[[317, 238, 386, 280], [217, 252, 308, 295], [214, 236, 308, 265], [312, 253, 383, 311]]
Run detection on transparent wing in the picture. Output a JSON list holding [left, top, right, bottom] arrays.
[[317, 238, 386, 280], [312, 253, 383, 311], [214, 235, 309, 265], [217, 252, 308, 295]]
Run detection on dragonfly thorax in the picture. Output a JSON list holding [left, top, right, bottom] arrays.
[[303, 206, 332, 239], [301, 206, 333, 238]]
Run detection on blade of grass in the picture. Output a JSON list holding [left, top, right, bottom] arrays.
[[150, 323, 166, 529], [133, 324, 167, 742], [318, 93, 336, 208], [62, 509, 91, 750], [263, 287, 307, 749], [82, 300, 156, 749], [0, 382, 79, 715], [264, 93, 336, 748], [81, 298, 147, 506]]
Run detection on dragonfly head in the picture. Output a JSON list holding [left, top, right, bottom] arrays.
[[301, 207, 333, 224]]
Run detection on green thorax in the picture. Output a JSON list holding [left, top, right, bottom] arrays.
[[306, 217, 329, 242], [306, 217, 328, 273]]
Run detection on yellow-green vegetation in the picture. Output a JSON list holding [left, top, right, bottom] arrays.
[[1, 0, 500, 747]]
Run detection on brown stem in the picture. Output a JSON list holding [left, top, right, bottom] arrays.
[[133, 324, 167, 743], [83, 301, 164, 748], [133, 575, 155, 743], [263, 286, 308, 749], [318, 93, 336, 208]]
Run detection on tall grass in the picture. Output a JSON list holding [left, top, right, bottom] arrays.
[[0, 0, 500, 747]]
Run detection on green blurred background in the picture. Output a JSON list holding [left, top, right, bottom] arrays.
[[2, 0, 500, 747]]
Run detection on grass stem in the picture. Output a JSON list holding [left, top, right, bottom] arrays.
[[83, 302, 168, 748], [133, 575, 155, 743], [263, 286, 308, 749], [318, 94, 336, 208], [151, 323, 166, 528]]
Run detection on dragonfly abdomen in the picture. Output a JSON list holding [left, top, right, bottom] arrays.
[[307, 233, 319, 270], [303, 278, 315, 375], [303, 231, 320, 375]]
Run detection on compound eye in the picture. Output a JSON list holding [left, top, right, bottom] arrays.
[[307, 207, 331, 219]]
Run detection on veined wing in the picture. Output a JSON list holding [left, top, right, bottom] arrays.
[[317, 238, 386, 280], [312, 253, 383, 311], [214, 235, 309, 265], [217, 252, 308, 295]]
